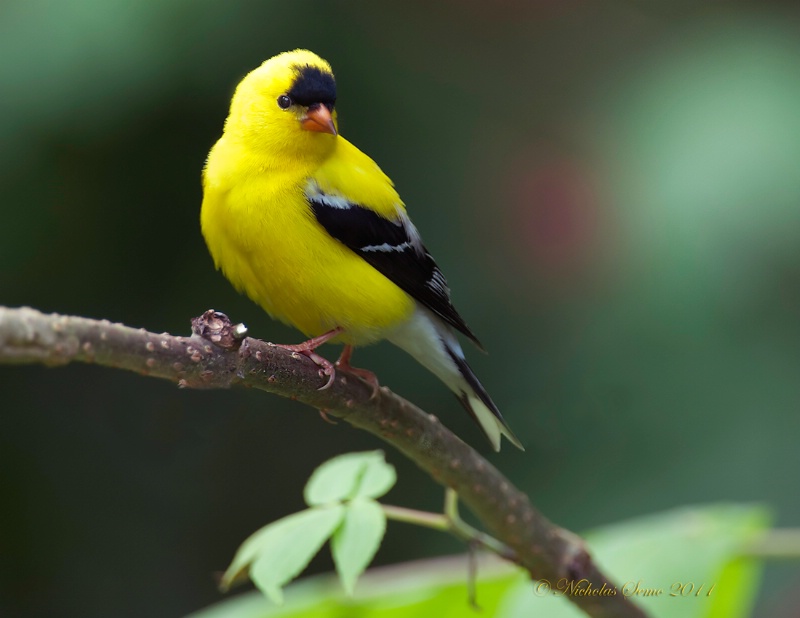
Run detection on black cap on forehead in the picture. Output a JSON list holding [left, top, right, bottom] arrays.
[[288, 65, 337, 107]]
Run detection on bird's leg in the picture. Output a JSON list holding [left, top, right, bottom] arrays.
[[276, 328, 343, 390], [336, 345, 380, 388]]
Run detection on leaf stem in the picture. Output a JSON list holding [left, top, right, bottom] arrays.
[[382, 490, 517, 562], [743, 529, 800, 559], [380, 504, 449, 531]]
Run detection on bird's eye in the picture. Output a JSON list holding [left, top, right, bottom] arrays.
[[277, 95, 292, 109]]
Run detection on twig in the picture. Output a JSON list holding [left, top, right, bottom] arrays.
[[0, 306, 647, 618], [382, 489, 515, 560], [742, 529, 800, 559]]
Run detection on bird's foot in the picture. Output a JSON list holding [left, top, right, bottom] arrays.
[[336, 345, 380, 397], [318, 409, 338, 424], [277, 328, 343, 390], [339, 364, 380, 388]]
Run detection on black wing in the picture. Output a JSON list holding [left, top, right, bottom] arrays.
[[306, 187, 482, 349]]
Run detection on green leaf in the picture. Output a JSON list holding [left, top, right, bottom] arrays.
[[304, 451, 396, 506], [498, 503, 769, 618], [199, 503, 769, 618], [705, 555, 763, 618], [191, 552, 519, 618], [221, 504, 345, 603], [353, 456, 397, 500], [331, 497, 387, 595]]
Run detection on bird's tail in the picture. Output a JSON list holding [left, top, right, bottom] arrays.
[[446, 346, 524, 452], [387, 307, 524, 452]]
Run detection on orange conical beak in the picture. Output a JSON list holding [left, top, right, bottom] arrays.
[[301, 105, 337, 135]]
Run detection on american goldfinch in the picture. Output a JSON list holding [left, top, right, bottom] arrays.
[[201, 49, 522, 451]]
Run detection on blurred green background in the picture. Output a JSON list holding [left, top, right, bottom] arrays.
[[2, 0, 800, 616]]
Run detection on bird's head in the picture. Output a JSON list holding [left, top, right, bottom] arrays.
[[225, 49, 339, 165]]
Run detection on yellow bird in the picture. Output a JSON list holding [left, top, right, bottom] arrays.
[[201, 49, 522, 451]]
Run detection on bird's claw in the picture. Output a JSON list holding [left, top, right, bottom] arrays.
[[336, 363, 379, 388], [304, 350, 336, 390], [336, 345, 380, 399], [319, 409, 338, 424], [277, 346, 336, 389], [274, 329, 342, 390]]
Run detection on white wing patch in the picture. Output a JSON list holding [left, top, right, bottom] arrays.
[[396, 207, 425, 256], [304, 179, 352, 209], [361, 241, 413, 253], [428, 268, 450, 296]]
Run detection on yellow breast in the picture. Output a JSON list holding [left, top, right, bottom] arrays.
[[201, 136, 415, 345]]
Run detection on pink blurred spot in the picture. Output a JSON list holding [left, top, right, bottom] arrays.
[[506, 151, 603, 282]]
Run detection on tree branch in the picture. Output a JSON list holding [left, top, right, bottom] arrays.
[[0, 306, 647, 618]]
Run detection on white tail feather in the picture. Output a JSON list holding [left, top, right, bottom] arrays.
[[387, 305, 523, 451]]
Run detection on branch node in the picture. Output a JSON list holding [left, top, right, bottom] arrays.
[[192, 310, 243, 350], [561, 530, 593, 582]]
